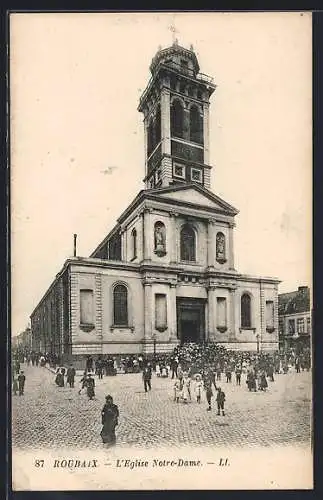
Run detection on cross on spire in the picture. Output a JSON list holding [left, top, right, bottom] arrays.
[[169, 24, 179, 45]]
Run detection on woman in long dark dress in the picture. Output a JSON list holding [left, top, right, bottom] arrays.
[[100, 395, 119, 445]]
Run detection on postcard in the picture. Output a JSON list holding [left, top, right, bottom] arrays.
[[10, 11, 313, 490]]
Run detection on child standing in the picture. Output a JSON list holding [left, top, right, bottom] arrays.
[[216, 387, 226, 416], [173, 379, 181, 403], [204, 379, 213, 411], [195, 374, 203, 403]]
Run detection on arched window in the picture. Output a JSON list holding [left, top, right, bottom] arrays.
[[113, 284, 128, 326], [216, 232, 226, 263], [180, 224, 196, 262], [155, 105, 161, 146], [241, 293, 251, 328], [189, 104, 203, 144], [131, 228, 137, 259], [171, 99, 184, 138]]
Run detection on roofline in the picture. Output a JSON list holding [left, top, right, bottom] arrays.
[[30, 261, 70, 319], [89, 221, 121, 258], [30, 257, 143, 318]]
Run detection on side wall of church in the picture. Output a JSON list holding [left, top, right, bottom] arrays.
[[230, 279, 279, 351], [69, 264, 144, 357]]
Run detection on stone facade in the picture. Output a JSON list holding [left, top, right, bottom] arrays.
[[30, 43, 280, 359]]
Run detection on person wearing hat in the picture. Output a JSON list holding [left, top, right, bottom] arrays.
[[67, 364, 76, 388], [142, 363, 152, 393], [86, 372, 95, 400], [216, 386, 226, 416], [204, 378, 213, 411], [18, 370, 26, 396], [100, 395, 119, 445]]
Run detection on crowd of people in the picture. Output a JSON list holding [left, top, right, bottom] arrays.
[[12, 343, 311, 446]]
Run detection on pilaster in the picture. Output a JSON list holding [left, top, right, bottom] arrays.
[[203, 102, 210, 165], [169, 211, 178, 264], [143, 208, 153, 261], [169, 283, 178, 340], [144, 282, 153, 339], [207, 218, 216, 269], [260, 281, 265, 351], [229, 288, 236, 341], [228, 223, 235, 270], [160, 88, 171, 155], [95, 274, 103, 350], [207, 285, 216, 341]]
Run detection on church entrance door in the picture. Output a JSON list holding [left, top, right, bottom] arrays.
[[176, 298, 206, 344]]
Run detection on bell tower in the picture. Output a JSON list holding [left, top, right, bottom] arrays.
[[138, 41, 216, 190]]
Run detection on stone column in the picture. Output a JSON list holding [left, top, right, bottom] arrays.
[[143, 208, 153, 261], [169, 283, 178, 340], [183, 108, 190, 141], [169, 212, 177, 264], [160, 88, 171, 155], [207, 219, 216, 268], [120, 228, 126, 261], [143, 115, 148, 177], [259, 281, 265, 352], [207, 285, 216, 341], [203, 103, 210, 164], [228, 223, 235, 270], [229, 288, 236, 341], [144, 282, 153, 340]]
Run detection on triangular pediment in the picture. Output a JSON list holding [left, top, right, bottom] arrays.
[[148, 184, 239, 216]]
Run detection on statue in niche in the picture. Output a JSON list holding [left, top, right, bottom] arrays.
[[216, 232, 226, 263], [154, 222, 166, 257]]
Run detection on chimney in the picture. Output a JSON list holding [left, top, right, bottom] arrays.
[[73, 234, 77, 257]]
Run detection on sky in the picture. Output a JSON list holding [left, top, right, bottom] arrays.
[[10, 12, 312, 336]]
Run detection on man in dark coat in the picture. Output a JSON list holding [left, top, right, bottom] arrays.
[[170, 357, 178, 379], [86, 355, 93, 373], [100, 395, 119, 445], [86, 373, 95, 400], [18, 371, 26, 395], [67, 365, 76, 388], [142, 364, 152, 392], [216, 387, 226, 416], [235, 365, 242, 386]]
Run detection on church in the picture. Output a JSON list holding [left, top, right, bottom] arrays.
[[30, 42, 280, 361]]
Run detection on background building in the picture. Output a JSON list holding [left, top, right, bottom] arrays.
[[12, 327, 32, 352], [30, 42, 280, 362], [278, 286, 311, 352]]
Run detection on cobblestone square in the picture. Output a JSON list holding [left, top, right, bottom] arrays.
[[12, 364, 312, 450]]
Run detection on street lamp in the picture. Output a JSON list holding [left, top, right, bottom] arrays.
[[256, 334, 260, 354], [152, 333, 157, 361]]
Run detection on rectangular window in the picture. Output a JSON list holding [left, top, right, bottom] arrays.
[[288, 319, 295, 335], [217, 297, 227, 329], [80, 289, 94, 325], [191, 167, 202, 183], [307, 317, 311, 333], [173, 162, 186, 179], [266, 300, 274, 330], [155, 294, 167, 331], [297, 318, 305, 334]]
